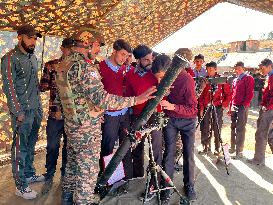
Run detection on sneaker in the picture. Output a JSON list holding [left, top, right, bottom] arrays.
[[61, 191, 73, 205], [185, 184, 197, 201], [26, 175, 45, 183], [214, 150, 220, 156], [41, 179, 53, 195], [247, 158, 265, 166], [15, 186, 37, 200], [232, 152, 243, 160], [229, 147, 235, 154]]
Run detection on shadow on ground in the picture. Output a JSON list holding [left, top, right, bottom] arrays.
[[0, 149, 272, 205]]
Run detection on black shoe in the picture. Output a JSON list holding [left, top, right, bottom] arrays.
[[160, 190, 170, 204], [140, 191, 156, 202], [41, 179, 53, 195], [198, 146, 211, 155], [185, 184, 197, 201], [247, 158, 265, 166], [61, 191, 73, 205], [161, 197, 170, 205], [174, 162, 183, 171]]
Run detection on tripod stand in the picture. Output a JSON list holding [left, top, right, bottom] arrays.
[[142, 132, 189, 205], [196, 83, 230, 175]]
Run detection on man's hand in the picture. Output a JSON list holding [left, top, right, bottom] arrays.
[[227, 109, 231, 116], [165, 86, 174, 96], [99, 116, 104, 123], [135, 86, 157, 105], [16, 113, 25, 123], [261, 106, 268, 112], [160, 100, 175, 111], [199, 109, 204, 117]]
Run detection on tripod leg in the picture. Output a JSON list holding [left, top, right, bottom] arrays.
[[143, 170, 151, 205], [152, 168, 161, 205], [147, 133, 162, 205], [158, 166, 189, 205], [211, 106, 230, 175]]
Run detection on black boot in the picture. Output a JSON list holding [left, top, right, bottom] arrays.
[[269, 144, 273, 154], [61, 191, 73, 205]]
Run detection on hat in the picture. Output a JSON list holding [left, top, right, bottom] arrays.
[[72, 28, 105, 47], [133, 45, 152, 59], [17, 24, 42, 38], [234, 61, 244, 67], [259, 58, 272, 67], [61, 37, 74, 48]]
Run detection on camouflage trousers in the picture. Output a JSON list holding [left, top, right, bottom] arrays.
[[62, 120, 101, 205]]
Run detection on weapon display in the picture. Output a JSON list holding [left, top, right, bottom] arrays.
[[97, 54, 190, 195]]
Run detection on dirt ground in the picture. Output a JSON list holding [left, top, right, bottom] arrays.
[[0, 108, 273, 205]]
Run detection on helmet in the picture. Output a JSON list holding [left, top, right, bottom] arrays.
[[72, 27, 105, 48]]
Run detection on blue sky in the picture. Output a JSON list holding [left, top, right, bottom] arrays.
[[153, 2, 273, 53]]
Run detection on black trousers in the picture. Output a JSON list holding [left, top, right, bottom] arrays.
[[254, 109, 273, 161], [44, 117, 67, 180], [132, 130, 163, 178], [231, 105, 248, 154], [200, 106, 223, 151], [163, 117, 196, 186], [99, 112, 133, 179], [131, 114, 163, 180]]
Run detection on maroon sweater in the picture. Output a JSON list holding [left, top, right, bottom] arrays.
[[99, 60, 126, 96], [124, 69, 158, 115], [165, 70, 198, 119], [231, 73, 254, 107], [261, 74, 273, 110], [199, 74, 231, 110]]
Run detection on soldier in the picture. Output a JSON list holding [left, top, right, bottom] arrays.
[[55, 29, 156, 205], [40, 38, 74, 194], [0, 24, 44, 199], [248, 59, 273, 165]]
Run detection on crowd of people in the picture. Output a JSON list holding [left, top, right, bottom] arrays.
[[1, 24, 273, 205]]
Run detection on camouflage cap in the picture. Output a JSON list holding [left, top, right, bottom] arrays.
[[71, 27, 105, 47]]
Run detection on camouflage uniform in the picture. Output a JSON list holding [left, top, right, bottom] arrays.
[[55, 53, 136, 205]]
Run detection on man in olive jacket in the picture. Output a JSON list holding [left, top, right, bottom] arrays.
[[1, 25, 44, 200]]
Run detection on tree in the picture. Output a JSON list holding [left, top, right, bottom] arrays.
[[267, 31, 273, 40]]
